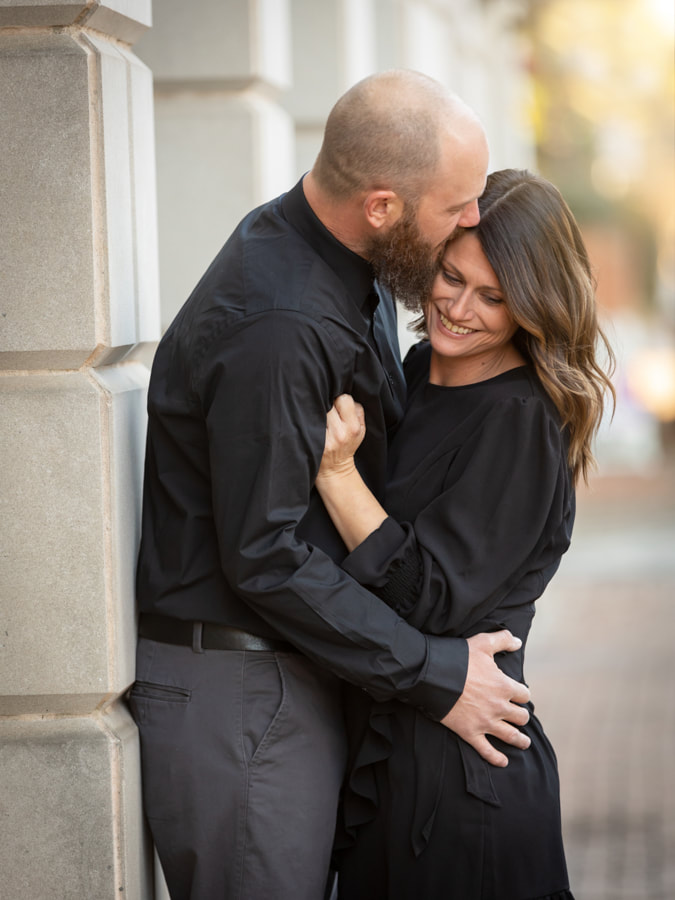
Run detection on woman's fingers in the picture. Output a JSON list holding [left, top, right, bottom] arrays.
[[327, 395, 366, 451]]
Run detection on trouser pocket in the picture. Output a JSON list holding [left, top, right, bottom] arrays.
[[241, 652, 286, 764]]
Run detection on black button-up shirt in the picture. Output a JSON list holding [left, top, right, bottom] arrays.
[[135, 179, 467, 718]]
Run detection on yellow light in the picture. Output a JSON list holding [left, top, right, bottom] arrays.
[[646, 0, 675, 35], [627, 346, 675, 422]]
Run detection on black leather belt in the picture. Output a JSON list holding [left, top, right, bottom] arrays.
[[139, 613, 295, 653]]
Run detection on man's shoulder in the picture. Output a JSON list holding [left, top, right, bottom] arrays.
[[195, 199, 349, 322]]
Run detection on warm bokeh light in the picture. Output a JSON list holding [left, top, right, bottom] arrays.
[[523, 0, 675, 471], [627, 346, 675, 422], [524, 0, 674, 309]]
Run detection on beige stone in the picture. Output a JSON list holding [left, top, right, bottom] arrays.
[[0, 369, 147, 714], [284, 0, 375, 123], [0, 705, 153, 899], [152, 90, 294, 327], [0, 31, 160, 369], [0, 0, 151, 41], [0, 34, 96, 368], [135, 0, 290, 87], [91, 362, 150, 691], [120, 44, 161, 344]]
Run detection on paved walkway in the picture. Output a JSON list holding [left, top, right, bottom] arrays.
[[526, 461, 675, 900]]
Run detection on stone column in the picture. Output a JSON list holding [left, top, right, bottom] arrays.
[[135, 0, 295, 331], [284, 0, 377, 174], [0, 2, 159, 898]]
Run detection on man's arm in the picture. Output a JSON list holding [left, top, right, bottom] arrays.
[[199, 311, 527, 756]]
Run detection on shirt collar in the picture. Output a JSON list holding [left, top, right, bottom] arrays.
[[280, 177, 375, 314]]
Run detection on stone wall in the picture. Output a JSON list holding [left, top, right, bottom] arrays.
[[0, 2, 159, 897]]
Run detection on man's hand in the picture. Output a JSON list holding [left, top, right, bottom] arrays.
[[441, 630, 531, 767]]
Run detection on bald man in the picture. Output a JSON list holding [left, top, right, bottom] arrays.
[[130, 70, 531, 900]]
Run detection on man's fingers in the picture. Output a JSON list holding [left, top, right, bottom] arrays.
[[481, 628, 522, 655], [468, 735, 509, 768], [504, 702, 530, 728], [510, 680, 531, 706], [491, 720, 531, 750]]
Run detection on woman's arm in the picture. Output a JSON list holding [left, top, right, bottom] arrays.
[[315, 394, 387, 551], [318, 393, 572, 639]]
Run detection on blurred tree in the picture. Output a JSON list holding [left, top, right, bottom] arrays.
[[522, 0, 674, 319]]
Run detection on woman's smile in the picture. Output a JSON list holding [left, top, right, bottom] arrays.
[[437, 311, 476, 335]]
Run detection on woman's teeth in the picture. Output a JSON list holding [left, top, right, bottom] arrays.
[[439, 312, 474, 335]]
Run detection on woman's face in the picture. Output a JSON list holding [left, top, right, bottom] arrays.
[[426, 232, 521, 385]]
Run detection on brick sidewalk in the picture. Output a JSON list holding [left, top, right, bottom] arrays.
[[526, 465, 675, 899]]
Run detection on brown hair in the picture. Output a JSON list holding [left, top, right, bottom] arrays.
[[415, 168, 615, 484]]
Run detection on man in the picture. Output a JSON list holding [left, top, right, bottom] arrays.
[[130, 70, 531, 899]]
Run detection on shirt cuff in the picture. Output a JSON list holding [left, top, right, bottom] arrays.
[[341, 516, 410, 587], [401, 633, 469, 722]]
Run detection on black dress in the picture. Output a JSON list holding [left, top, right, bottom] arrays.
[[336, 342, 575, 900]]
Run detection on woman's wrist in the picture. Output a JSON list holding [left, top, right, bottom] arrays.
[[316, 457, 358, 487]]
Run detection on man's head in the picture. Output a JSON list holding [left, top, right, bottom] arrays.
[[310, 70, 489, 305]]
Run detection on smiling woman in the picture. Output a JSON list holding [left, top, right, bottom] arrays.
[[413, 168, 615, 483], [425, 232, 524, 387], [314, 168, 616, 899]]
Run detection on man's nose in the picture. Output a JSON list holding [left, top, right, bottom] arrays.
[[458, 200, 480, 228]]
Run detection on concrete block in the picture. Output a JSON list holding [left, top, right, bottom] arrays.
[[153, 90, 294, 327], [0, 369, 147, 714], [0, 0, 152, 41], [0, 705, 153, 900], [0, 32, 160, 368], [283, 0, 376, 122], [83, 32, 136, 356], [0, 33, 96, 368], [84, 0, 153, 44], [91, 362, 150, 691], [397, 1, 454, 87], [120, 45, 161, 344], [135, 0, 291, 88]]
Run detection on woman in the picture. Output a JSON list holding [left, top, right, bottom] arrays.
[[315, 169, 615, 899]]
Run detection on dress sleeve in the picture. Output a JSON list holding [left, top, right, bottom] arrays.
[[197, 309, 467, 719], [342, 394, 571, 636]]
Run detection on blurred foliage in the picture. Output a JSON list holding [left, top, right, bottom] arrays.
[[521, 0, 674, 314]]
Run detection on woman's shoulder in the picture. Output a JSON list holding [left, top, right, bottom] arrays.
[[402, 340, 431, 389], [479, 368, 563, 435]]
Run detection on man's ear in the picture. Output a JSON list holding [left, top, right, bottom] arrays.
[[363, 191, 404, 230]]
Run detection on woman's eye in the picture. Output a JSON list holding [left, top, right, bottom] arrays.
[[442, 271, 461, 285], [483, 295, 504, 305]]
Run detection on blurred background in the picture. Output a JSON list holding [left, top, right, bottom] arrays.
[[135, 1, 675, 896], [511, 6, 675, 899]]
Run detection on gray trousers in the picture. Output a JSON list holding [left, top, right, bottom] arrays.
[[129, 637, 347, 900]]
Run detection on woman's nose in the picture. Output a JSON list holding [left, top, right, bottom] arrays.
[[448, 288, 472, 319]]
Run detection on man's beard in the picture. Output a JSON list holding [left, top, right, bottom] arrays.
[[365, 207, 443, 312]]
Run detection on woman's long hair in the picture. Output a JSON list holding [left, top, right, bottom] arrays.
[[416, 169, 615, 484]]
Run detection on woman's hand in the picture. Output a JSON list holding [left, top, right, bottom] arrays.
[[315, 394, 386, 551], [318, 394, 366, 481]]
